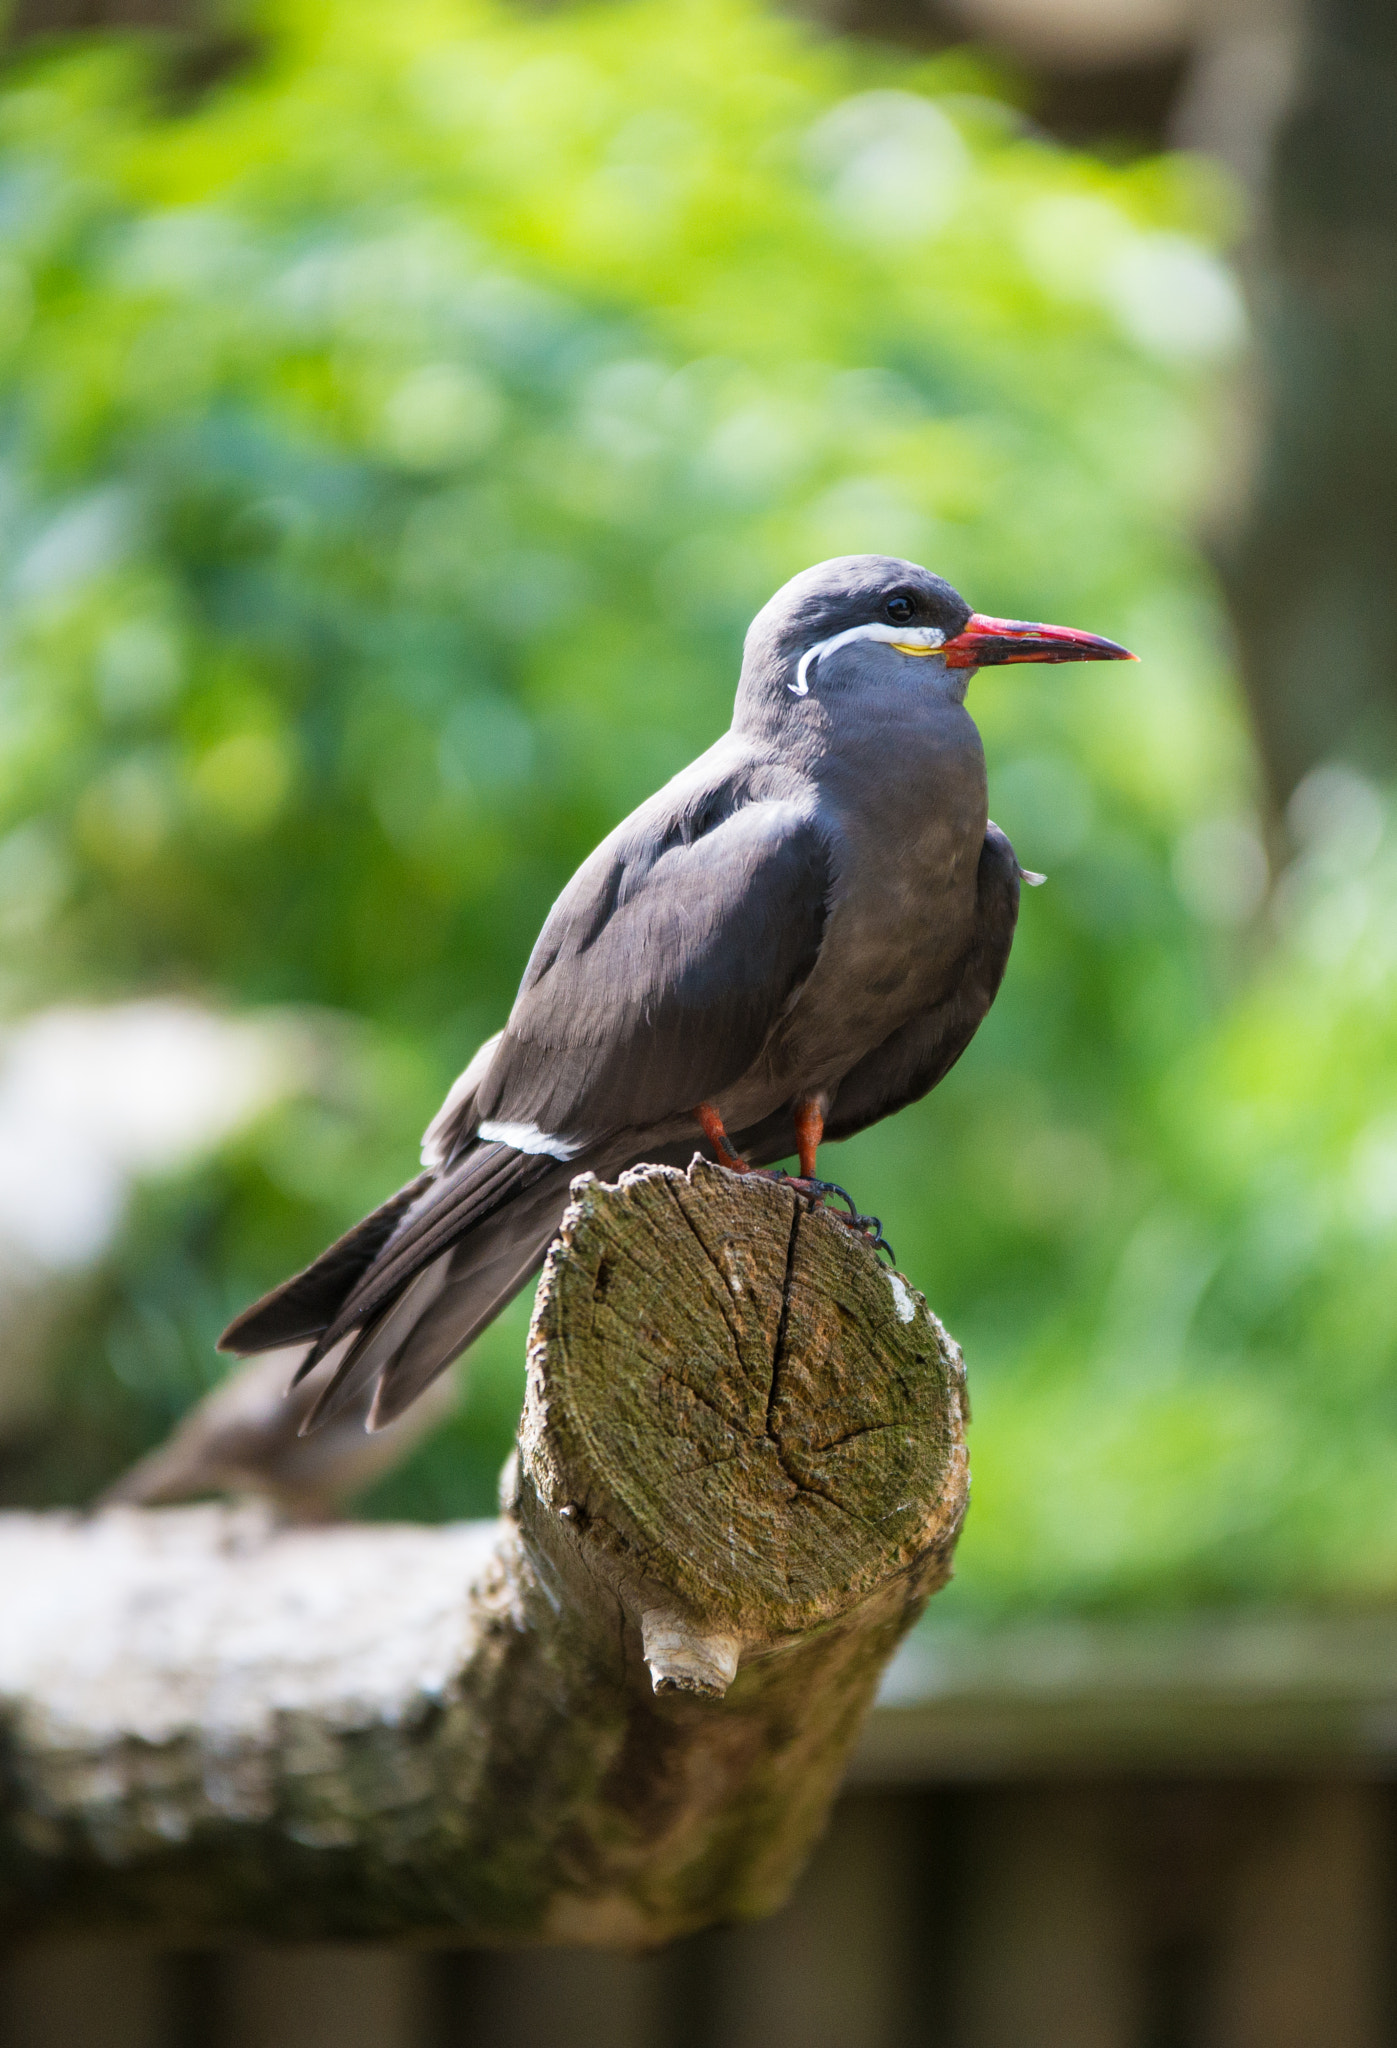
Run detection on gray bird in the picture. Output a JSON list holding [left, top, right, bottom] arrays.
[[221, 556, 1132, 1434]]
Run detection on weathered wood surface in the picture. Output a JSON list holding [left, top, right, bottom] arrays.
[[0, 1159, 968, 1944]]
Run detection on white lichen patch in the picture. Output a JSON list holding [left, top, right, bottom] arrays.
[[887, 1272, 916, 1324]]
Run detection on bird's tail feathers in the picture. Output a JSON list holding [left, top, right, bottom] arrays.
[[293, 1141, 582, 1435], [218, 1174, 434, 1357], [367, 1192, 564, 1429], [300, 1252, 452, 1432]]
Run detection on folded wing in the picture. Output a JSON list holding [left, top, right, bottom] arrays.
[[475, 789, 833, 1140], [221, 780, 834, 1433]]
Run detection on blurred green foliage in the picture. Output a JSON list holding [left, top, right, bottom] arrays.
[[3, 0, 1388, 1615]]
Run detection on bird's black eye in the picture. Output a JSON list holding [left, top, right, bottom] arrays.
[[885, 594, 915, 624]]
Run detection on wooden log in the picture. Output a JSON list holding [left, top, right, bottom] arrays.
[[0, 1159, 968, 1944]]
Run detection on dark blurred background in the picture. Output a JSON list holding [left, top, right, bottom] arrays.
[[1, 0, 1396, 2039]]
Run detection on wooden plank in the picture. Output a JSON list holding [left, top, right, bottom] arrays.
[[220, 1948, 430, 2048], [857, 1613, 1397, 1779], [956, 1790, 1136, 2048], [1208, 1783, 1387, 2048], [0, 1943, 168, 2048]]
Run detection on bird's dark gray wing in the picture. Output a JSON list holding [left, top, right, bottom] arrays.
[[741, 823, 1021, 1163], [420, 1030, 502, 1171], [474, 786, 833, 1139], [272, 788, 831, 1428], [225, 780, 833, 1434]]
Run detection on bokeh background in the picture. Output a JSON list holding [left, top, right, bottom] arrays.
[[0, 0, 1382, 1614], [2, 0, 1396, 2038]]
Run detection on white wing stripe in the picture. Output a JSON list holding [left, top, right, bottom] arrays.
[[477, 1119, 585, 1161]]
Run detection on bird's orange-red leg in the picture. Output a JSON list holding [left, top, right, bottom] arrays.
[[694, 1102, 749, 1171], [794, 1097, 824, 1182]]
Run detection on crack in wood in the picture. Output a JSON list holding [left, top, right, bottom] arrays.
[[756, 1202, 862, 1519], [765, 1197, 802, 1444], [660, 1179, 750, 1371], [807, 1419, 910, 1454]]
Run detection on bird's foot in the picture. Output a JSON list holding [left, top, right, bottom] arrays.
[[693, 1103, 895, 1263], [765, 1172, 896, 1265]]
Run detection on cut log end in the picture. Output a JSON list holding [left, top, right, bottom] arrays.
[[519, 1157, 967, 1650]]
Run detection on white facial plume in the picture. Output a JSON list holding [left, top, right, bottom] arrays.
[[790, 621, 948, 696]]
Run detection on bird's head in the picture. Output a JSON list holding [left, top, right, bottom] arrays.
[[736, 555, 1134, 725]]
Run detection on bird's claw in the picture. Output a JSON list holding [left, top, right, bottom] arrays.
[[764, 1170, 896, 1265]]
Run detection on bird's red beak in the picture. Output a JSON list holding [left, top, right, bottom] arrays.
[[941, 614, 1137, 669]]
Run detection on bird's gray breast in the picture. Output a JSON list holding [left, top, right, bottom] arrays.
[[732, 700, 988, 1113]]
